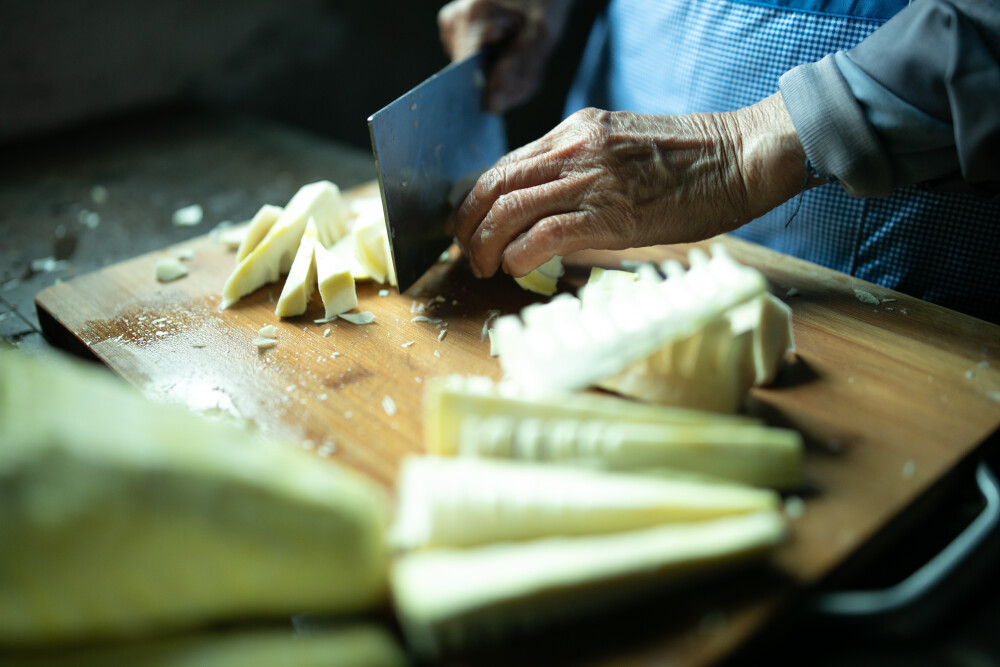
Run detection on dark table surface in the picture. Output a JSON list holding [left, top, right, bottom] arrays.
[[2, 109, 999, 666]]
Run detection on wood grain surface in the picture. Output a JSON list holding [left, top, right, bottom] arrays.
[[35, 181, 1000, 666]]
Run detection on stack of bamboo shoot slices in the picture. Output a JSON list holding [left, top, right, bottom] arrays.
[[491, 245, 782, 395]]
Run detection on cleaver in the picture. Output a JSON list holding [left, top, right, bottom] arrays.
[[368, 51, 508, 293]]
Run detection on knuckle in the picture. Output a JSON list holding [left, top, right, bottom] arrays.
[[507, 159, 535, 184], [503, 254, 530, 278], [478, 195, 511, 241], [480, 167, 501, 194], [574, 107, 610, 129], [535, 216, 570, 246], [493, 192, 515, 216], [563, 108, 612, 152], [481, 165, 511, 200]]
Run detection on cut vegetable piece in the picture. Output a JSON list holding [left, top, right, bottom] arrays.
[[451, 414, 803, 489], [597, 318, 755, 412], [274, 218, 319, 318], [514, 255, 564, 296], [0, 351, 389, 644], [235, 204, 282, 262], [315, 241, 358, 318], [353, 212, 394, 285], [727, 293, 794, 386], [392, 511, 786, 657], [339, 311, 376, 325], [481, 309, 501, 341], [348, 195, 386, 222], [391, 457, 779, 549], [221, 181, 345, 308], [289, 181, 350, 249], [329, 235, 371, 280], [495, 245, 768, 394], [154, 257, 189, 282], [423, 374, 757, 457], [222, 218, 305, 309], [172, 204, 203, 226], [211, 222, 249, 249], [579, 267, 638, 309], [581, 266, 793, 409]]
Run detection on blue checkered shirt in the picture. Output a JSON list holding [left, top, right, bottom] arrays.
[[566, 0, 1000, 322]]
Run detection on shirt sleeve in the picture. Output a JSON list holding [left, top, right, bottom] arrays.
[[778, 0, 1000, 200]]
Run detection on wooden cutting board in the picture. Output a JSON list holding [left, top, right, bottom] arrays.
[[35, 181, 1000, 665]]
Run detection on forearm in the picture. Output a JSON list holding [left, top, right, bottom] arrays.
[[779, 0, 1000, 198]]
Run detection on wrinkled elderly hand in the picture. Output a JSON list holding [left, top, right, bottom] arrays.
[[448, 92, 814, 278], [438, 0, 574, 113]]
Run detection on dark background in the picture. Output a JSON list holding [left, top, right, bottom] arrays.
[[0, 0, 604, 151]]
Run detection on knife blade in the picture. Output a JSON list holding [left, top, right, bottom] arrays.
[[368, 51, 507, 293]]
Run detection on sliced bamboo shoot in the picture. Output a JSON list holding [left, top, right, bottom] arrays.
[[514, 255, 564, 296], [452, 414, 803, 489], [153, 257, 189, 282], [315, 241, 358, 318], [330, 234, 372, 281], [392, 511, 786, 657], [274, 218, 319, 317], [221, 216, 305, 308], [353, 212, 395, 285], [727, 293, 794, 386], [424, 374, 758, 457], [0, 351, 389, 644], [348, 194, 385, 223], [235, 204, 282, 262], [579, 267, 638, 308], [601, 294, 793, 408], [391, 456, 779, 549], [296, 180, 350, 248], [494, 245, 768, 394], [597, 319, 755, 412]]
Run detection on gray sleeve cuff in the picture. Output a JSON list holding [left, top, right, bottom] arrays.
[[779, 53, 893, 198]]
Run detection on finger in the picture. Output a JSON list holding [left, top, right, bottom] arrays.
[[466, 181, 581, 278], [500, 211, 598, 277], [487, 41, 546, 113], [448, 155, 563, 256], [496, 135, 557, 167], [437, 1, 467, 59], [441, 0, 522, 61], [495, 110, 589, 166]]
